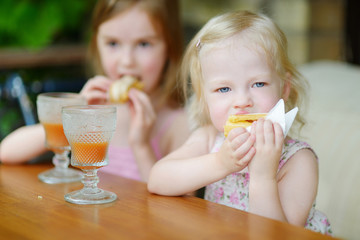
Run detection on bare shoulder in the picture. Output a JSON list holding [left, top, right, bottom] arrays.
[[289, 148, 318, 169], [278, 147, 318, 182]]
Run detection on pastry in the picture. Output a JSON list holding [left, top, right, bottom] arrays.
[[224, 113, 266, 137], [109, 76, 143, 103]]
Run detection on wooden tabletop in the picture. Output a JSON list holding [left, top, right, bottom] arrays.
[[0, 164, 337, 240]]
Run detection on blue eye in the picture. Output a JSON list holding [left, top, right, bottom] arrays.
[[218, 87, 230, 93], [253, 82, 265, 88]]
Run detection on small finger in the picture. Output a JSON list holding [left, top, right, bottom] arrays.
[[234, 133, 255, 158], [232, 131, 252, 152], [255, 118, 265, 144], [227, 127, 247, 141], [236, 146, 255, 168], [273, 122, 284, 147], [264, 120, 275, 143]]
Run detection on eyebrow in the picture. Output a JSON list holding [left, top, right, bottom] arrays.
[[100, 32, 161, 40], [205, 78, 233, 87], [250, 73, 273, 81]]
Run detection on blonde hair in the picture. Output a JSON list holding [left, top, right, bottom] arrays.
[[181, 10, 308, 133], [88, 0, 184, 106]]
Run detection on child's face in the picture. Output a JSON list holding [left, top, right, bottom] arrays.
[[200, 35, 289, 132], [97, 5, 167, 93]]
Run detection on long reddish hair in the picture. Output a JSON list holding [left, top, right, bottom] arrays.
[[88, 0, 184, 106]]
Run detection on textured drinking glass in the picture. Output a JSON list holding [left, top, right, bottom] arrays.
[[62, 105, 117, 204], [37, 92, 86, 184]]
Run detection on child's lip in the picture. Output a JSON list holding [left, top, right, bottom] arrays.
[[234, 110, 250, 115], [119, 74, 140, 80]]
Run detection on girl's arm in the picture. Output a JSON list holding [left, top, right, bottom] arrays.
[[248, 119, 286, 221], [127, 89, 157, 181], [277, 148, 318, 226], [248, 119, 318, 226], [148, 125, 255, 196], [0, 124, 47, 164]]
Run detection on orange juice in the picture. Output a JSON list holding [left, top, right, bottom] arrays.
[[42, 122, 68, 153], [71, 141, 108, 170]]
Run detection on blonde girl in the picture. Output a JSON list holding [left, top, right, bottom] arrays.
[[148, 10, 331, 235]]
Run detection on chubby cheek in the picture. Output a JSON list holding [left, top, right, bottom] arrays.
[[141, 60, 164, 91], [257, 95, 282, 113], [207, 100, 229, 132]]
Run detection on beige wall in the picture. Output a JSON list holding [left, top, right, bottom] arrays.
[[181, 0, 345, 65]]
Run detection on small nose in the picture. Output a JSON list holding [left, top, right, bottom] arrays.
[[233, 91, 252, 110], [118, 46, 135, 68]]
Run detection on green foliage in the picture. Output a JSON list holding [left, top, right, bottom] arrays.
[[0, 0, 96, 49], [0, 0, 96, 140]]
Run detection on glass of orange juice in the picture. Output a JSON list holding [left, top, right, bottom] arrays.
[[62, 105, 117, 204], [37, 92, 86, 184]]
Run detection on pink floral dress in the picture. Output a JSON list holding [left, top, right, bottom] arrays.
[[204, 134, 332, 235]]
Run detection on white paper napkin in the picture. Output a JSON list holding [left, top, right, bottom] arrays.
[[246, 99, 298, 137]]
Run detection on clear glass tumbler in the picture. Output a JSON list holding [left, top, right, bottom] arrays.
[[37, 92, 86, 184], [62, 105, 117, 204]]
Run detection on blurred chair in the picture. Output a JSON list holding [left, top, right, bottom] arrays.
[[4, 73, 37, 125], [299, 60, 360, 240], [1, 73, 86, 126]]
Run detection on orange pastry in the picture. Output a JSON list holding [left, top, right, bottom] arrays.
[[224, 113, 266, 137]]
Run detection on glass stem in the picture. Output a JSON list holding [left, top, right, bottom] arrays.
[[81, 169, 101, 194], [53, 151, 70, 171]]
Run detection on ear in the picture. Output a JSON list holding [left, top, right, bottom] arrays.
[[282, 72, 291, 101]]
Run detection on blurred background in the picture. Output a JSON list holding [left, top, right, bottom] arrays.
[[0, 0, 358, 140], [0, 1, 359, 239], [0, 0, 96, 139]]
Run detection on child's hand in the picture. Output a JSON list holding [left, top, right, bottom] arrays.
[[80, 75, 112, 104], [217, 127, 255, 174], [248, 118, 284, 180], [127, 89, 156, 147]]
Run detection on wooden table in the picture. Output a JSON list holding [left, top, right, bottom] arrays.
[[0, 164, 337, 240]]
